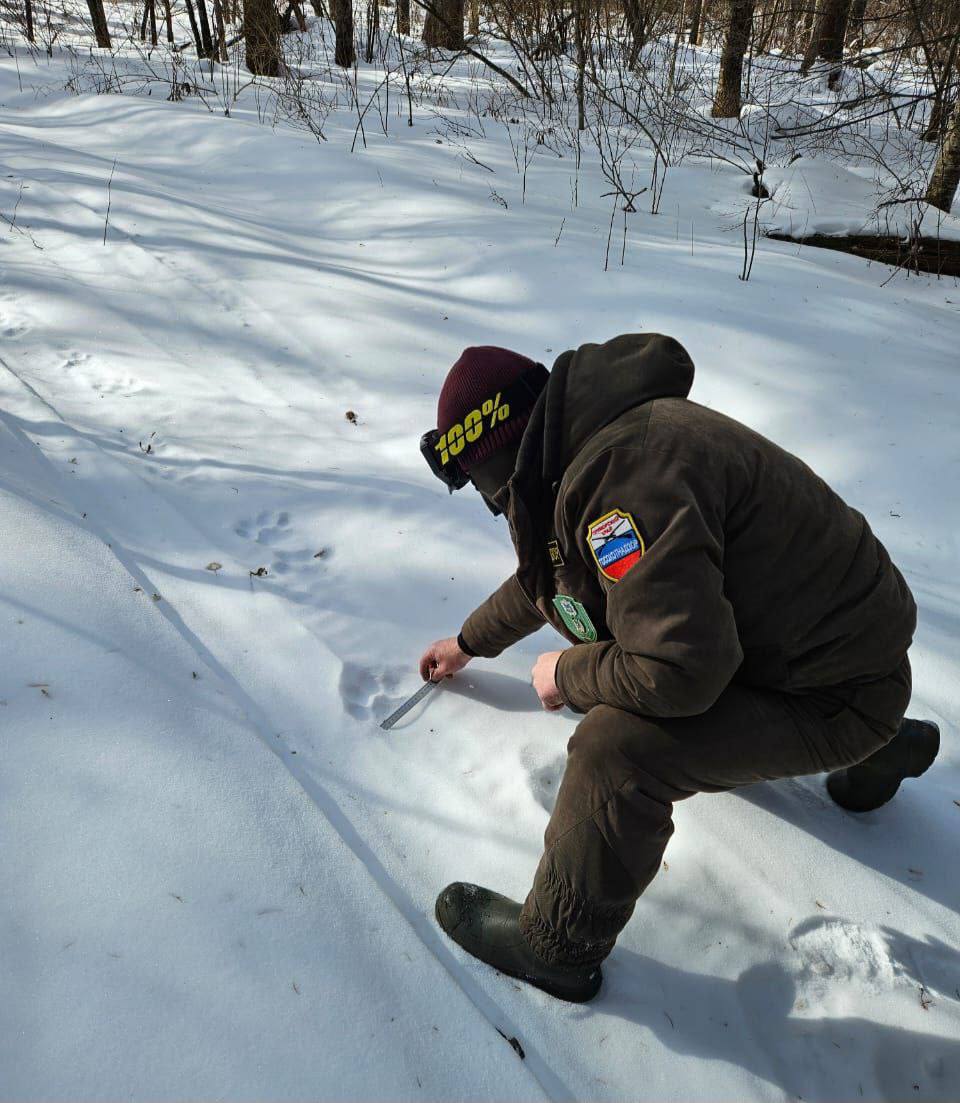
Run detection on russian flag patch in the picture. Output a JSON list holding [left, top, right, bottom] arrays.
[[587, 509, 644, 582]]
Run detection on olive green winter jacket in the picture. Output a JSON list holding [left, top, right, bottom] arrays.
[[459, 333, 917, 717]]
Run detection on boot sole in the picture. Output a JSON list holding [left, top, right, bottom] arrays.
[[827, 721, 940, 813], [434, 898, 603, 1004]]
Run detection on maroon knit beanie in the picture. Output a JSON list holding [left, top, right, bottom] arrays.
[[437, 346, 548, 473]]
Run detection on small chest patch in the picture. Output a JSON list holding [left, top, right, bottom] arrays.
[[547, 540, 565, 568], [587, 509, 644, 582], [553, 594, 597, 643]]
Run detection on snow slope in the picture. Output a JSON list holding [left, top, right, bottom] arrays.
[[1, 38, 959, 1103], [0, 384, 546, 1101]]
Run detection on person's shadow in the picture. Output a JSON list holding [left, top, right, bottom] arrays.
[[599, 928, 959, 1102], [440, 668, 546, 714]]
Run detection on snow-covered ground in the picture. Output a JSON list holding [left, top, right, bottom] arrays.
[[1, 23, 959, 1102]]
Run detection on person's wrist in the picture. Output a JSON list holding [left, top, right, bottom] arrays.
[[456, 632, 477, 658], [554, 649, 571, 703]]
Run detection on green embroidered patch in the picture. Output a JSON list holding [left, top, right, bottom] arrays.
[[552, 594, 597, 643]]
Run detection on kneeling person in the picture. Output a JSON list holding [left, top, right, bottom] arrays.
[[418, 335, 938, 1003]]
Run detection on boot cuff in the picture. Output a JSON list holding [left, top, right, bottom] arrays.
[[519, 906, 615, 969]]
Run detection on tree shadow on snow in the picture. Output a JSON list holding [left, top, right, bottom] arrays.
[[600, 947, 959, 1102], [733, 777, 960, 919]]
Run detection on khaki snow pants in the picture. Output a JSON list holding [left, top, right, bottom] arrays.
[[518, 658, 912, 967]]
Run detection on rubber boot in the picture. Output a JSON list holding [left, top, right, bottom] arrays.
[[435, 883, 603, 1003], [827, 718, 940, 812]]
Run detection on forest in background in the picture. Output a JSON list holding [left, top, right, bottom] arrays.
[[2, 0, 959, 248]]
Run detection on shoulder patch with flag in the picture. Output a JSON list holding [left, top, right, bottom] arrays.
[[587, 509, 644, 582]]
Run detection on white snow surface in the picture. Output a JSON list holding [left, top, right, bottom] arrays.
[[1, 37, 959, 1103]]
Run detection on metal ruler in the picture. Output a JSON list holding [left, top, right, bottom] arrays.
[[379, 678, 441, 730]]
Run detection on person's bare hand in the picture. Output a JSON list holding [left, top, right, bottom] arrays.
[[419, 637, 472, 682], [532, 651, 565, 711]]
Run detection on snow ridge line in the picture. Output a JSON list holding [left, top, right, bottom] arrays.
[[0, 351, 572, 1103]]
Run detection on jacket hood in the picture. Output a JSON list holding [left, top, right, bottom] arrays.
[[513, 333, 695, 499], [553, 333, 694, 470]]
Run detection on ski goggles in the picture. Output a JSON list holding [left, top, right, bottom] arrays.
[[421, 366, 548, 493], [420, 429, 471, 492]]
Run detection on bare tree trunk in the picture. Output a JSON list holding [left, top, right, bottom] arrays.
[[25, 0, 35, 41], [669, 0, 685, 88], [363, 0, 378, 61], [925, 94, 960, 213], [799, 0, 816, 55], [195, 0, 215, 56], [140, 0, 158, 43], [926, 82, 954, 142], [212, 0, 228, 59], [818, 0, 851, 84], [623, 0, 647, 62], [688, 0, 703, 45], [924, 31, 959, 141], [468, 0, 478, 35], [801, 1, 820, 68], [244, 0, 280, 73], [163, 0, 174, 42], [575, 0, 587, 129], [185, 0, 201, 50], [397, 0, 409, 32], [846, 0, 865, 49], [422, 0, 464, 48], [757, 0, 784, 53], [802, 0, 852, 86], [333, 0, 355, 65], [86, 0, 112, 47], [712, 0, 755, 117], [187, 0, 203, 49]]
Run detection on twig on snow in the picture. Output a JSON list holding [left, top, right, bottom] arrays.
[[103, 157, 117, 246]]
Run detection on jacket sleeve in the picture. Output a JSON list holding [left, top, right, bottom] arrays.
[[554, 445, 743, 717], [459, 573, 546, 658]]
